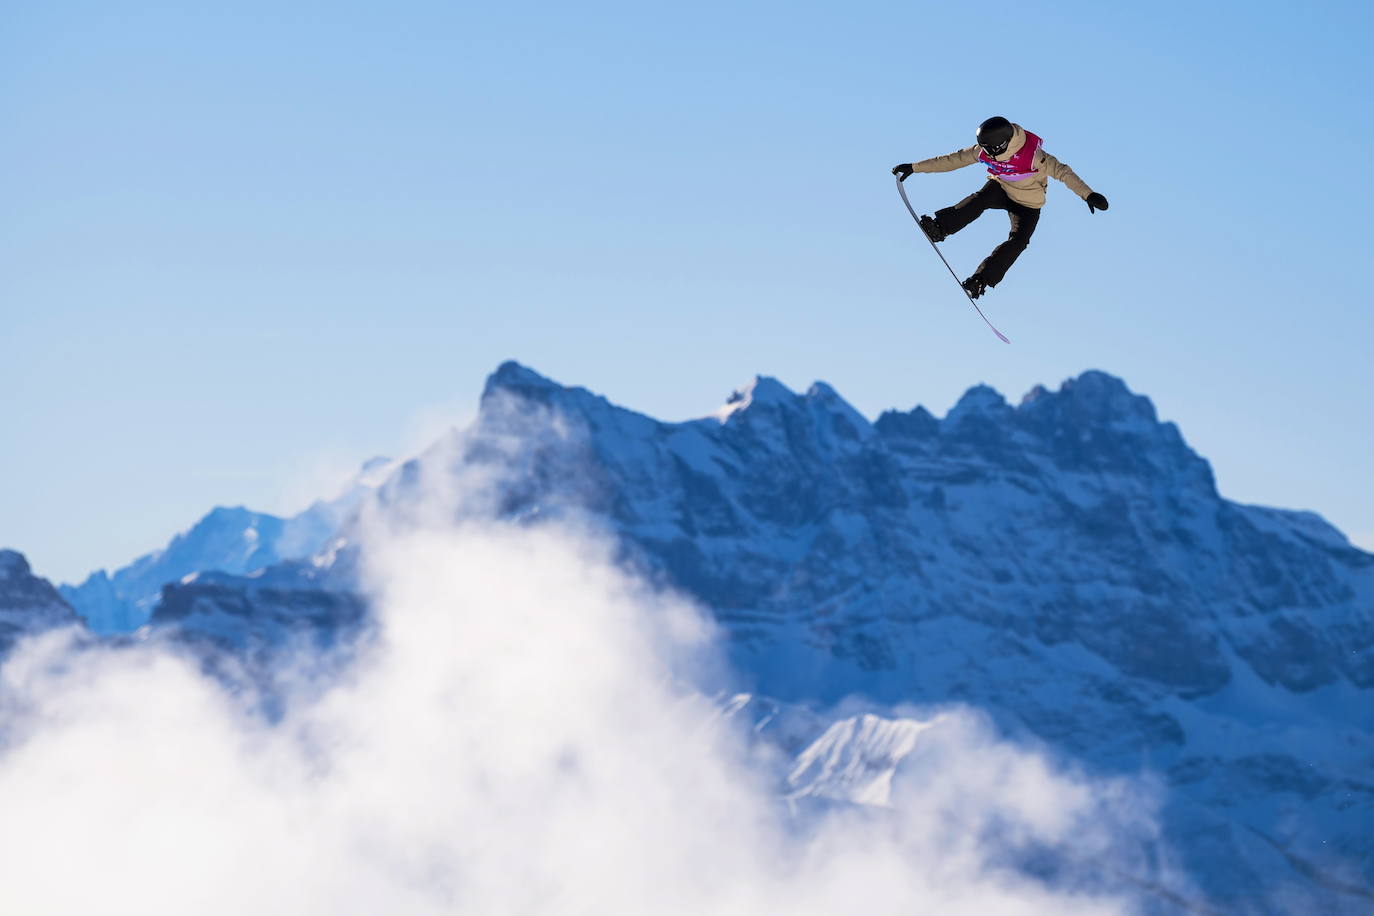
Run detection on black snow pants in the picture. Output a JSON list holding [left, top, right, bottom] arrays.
[[932, 180, 1040, 287]]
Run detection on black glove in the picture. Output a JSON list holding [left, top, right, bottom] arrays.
[[892, 163, 914, 181], [1086, 192, 1109, 213]]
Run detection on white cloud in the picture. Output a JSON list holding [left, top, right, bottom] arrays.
[[0, 522, 1161, 915]]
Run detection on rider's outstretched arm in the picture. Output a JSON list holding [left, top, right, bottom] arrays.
[[910, 145, 981, 174], [1040, 150, 1095, 200]]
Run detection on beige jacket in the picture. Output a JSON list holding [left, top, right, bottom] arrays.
[[907, 123, 1093, 209]]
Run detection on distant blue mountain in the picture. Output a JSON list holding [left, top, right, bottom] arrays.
[[59, 458, 392, 634], [86, 362, 1374, 913]]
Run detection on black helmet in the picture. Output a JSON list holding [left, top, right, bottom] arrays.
[[976, 116, 1014, 157]]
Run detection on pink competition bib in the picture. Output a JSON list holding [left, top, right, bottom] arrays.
[[979, 131, 1042, 182]]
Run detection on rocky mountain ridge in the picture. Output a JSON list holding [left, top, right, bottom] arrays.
[[0, 550, 83, 653], [5, 362, 1370, 913]]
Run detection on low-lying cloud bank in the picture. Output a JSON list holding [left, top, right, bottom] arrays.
[[0, 524, 1167, 915]]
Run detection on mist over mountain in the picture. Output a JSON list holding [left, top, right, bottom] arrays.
[[3, 362, 1370, 914]]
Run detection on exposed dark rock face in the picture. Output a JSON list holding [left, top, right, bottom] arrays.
[[0, 549, 83, 653]]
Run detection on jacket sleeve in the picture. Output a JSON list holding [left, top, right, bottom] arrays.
[[909, 145, 980, 173], [1039, 150, 1094, 200]]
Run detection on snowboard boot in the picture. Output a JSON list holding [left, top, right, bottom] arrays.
[[962, 275, 989, 300], [918, 215, 947, 244]]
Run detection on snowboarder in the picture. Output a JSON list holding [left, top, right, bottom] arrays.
[[892, 116, 1109, 299]]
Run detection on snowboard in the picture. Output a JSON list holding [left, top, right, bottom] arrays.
[[895, 176, 1010, 344]]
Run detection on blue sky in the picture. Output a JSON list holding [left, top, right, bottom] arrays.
[[4, 0, 1372, 582]]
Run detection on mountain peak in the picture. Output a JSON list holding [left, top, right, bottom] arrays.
[[1012, 371, 1213, 490], [202, 505, 258, 525], [804, 381, 842, 401], [0, 549, 32, 581], [481, 360, 561, 404], [1017, 370, 1165, 435], [713, 375, 796, 422], [804, 381, 874, 442], [0, 550, 80, 644], [1046, 370, 1158, 425], [945, 383, 1010, 424], [874, 404, 939, 440]]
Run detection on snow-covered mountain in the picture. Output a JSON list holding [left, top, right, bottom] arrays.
[[60, 458, 393, 634], [77, 362, 1374, 913], [0, 550, 83, 653]]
